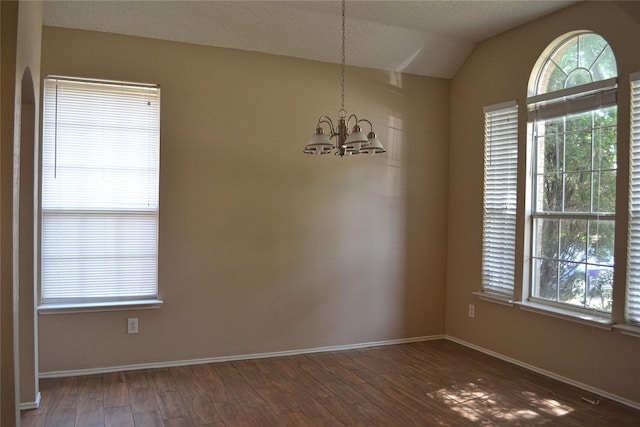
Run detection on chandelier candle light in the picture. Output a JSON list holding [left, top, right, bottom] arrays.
[[303, 0, 385, 157]]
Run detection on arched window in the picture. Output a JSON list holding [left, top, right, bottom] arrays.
[[530, 32, 617, 96], [527, 32, 618, 315]]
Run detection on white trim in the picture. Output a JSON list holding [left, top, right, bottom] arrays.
[[446, 336, 640, 412], [38, 335, 443, 378], [613, 324, 640, 339], [526, 77, 617, 105], [472, 291, 515, 307], [19, 392, 41, 411], [515, 301, 613, 330], [38, 299, 163, 315], [528, 87, 617, 121]]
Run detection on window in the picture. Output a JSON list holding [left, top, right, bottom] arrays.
[[627, 72, 640, 325], [527, 32, 617, 315], [481, 101, 518, 297], [40, 76, 160, 308]]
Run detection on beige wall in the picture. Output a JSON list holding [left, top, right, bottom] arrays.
[[2, 0, 42, 422], [0, 2, 20, 422], [448, 1, 640, 405], [38, 27, 450, 372]]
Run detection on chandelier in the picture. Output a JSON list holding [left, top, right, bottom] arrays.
[[303, 0, 385, 157]]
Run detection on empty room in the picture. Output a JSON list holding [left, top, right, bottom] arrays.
[[2, 1, 640, 426]]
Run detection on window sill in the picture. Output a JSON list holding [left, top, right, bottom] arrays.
[[472, 291, 515, 307], [613, 324, 640, 338], [515, 301, 613, 330], [38, 299, 163, 315]]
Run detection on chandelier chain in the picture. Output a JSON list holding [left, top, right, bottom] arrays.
[[341, 0, 346, 111], [302, 0, 384, 156]]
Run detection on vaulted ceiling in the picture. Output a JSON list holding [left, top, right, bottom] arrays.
[[43, 0, 579, 78]]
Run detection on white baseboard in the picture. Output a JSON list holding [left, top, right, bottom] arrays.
[[39, 334, 444, 379], [445, 335, 640, 412], [19, 392, 41, 411]]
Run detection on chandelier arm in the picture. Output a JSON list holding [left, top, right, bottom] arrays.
[[317, 116, 336, 135], [346, 113, 359, 129], [357, 118, 374, 132]]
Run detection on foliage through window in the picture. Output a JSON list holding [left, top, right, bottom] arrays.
[[534, 32, 617, 95], [40, 77, 160, 306], [528, 32, 617, 314]]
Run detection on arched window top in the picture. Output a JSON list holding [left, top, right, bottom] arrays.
[[529, 31, 617, 97]]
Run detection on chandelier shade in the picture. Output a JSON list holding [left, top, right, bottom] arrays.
[[360, 132, 385, 154], [345, 125, 368, 145], [303, 0, 385, 157], [303, 127, 333, 155]]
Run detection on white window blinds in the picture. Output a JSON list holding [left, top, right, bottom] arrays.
[[482, 101, 518, 296], [41, 77, 160, 304], [627, 72, 640, 325]]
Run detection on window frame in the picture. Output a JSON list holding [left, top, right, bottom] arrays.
[[38, 76, 163, 313], [524, 32, 618, 318]]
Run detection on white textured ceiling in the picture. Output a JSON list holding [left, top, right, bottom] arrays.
[[42, 0, 579, 78]]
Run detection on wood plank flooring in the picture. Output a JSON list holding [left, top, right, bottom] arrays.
[[21, 340, 640, 426]]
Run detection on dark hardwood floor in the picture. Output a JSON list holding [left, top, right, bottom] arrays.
[[20, 340, 640, 426]]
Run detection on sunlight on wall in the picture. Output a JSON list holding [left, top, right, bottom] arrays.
[[388, 71, 403, 90], [386, 115, 403, 162]]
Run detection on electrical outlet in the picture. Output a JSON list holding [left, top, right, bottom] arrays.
[[468, 304, 475, 318], [127, 317, 139, 334]]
